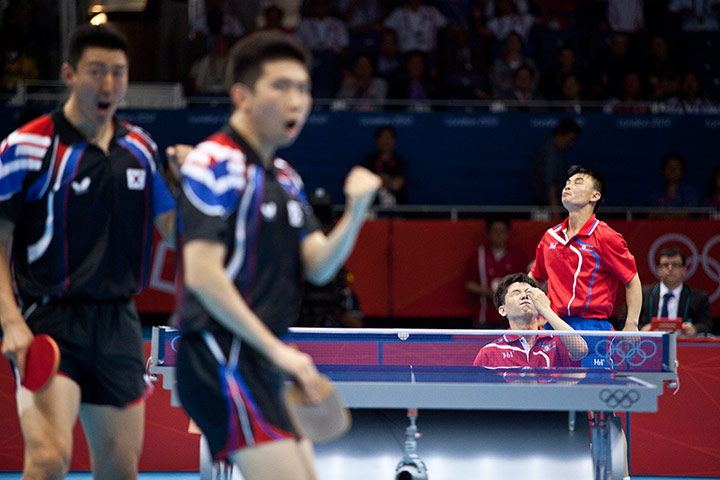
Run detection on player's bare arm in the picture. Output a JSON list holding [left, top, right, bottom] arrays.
[[301, 166, 381, 285], [183, 239, 322, 402], [0, 220, 34, 379], [623, 274, 642, 332], [526, 287, 588, 361]]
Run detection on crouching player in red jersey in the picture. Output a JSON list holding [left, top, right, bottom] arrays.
[[474, 273, 588, 368], [174, 31, 381, 480]]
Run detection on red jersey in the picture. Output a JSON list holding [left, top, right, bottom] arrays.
[[530, 214, 637, 320], [471, 244, 529, 325], [473, 334, 578, 368]]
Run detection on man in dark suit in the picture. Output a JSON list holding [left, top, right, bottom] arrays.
[[636, 247, 712, 335]]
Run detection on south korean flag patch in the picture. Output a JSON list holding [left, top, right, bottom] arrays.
[[126, 168, 147, 191]]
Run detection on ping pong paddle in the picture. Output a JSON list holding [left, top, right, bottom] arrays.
[[21, 334, 60, 392], [284, 374, 351, 443]]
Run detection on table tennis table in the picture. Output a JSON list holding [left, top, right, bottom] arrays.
[[149, 327, 677, 480]]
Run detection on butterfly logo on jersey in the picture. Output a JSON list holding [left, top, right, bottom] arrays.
[[287, 200, 304, 228], [261, 201, 277, 221], [71, 177, 91, 195], [126, 168, 146, 191]]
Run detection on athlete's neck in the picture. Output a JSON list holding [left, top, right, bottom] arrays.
[[230, 111, 275, 168], [63, 98, 114, 153], [565, 206, 594, 238]]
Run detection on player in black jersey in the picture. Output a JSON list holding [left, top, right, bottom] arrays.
[[0, 24, 177, 479], [176, 31, 381, 479]]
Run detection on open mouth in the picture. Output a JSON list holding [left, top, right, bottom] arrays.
[[97, 101, 111, 112], [285, 120, 297, 131]]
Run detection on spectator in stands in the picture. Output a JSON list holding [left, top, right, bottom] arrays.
[[384, 0, 448, 54], [540, 44, 587, 100], [253, 5, 295, 34], [338, 0, 384, 34], [388, 50, 439, 111], [0, 1, 40, 91], [603, 70, 651, 113], [440, 24, 491, 99], [593, 31, 636, 100], [190, 0, 245, 40], [336, 52, 388, 109], [472, 273, 588, 368], [362, 125, 407, 205], [297, 188, 364, 328], [534, 0, 577, 31], [622, 247, 712, 334], [375, 28, 404, 85], [485, 0, 536, 42], [296, 0, 350, 54], [666, 71, 719, 113], [490, 31, 538, 98], [607, 0, 644, 33], [502, 64, 541, 110], [701, 167, 720, 208], [557, 73, 584, 112], [296, 0, 350, 98], [465, 218, 531, 329], [649, 152, 700, 207], [644, 33, 681, 101], [530, 118, 580, 208], [668, 0, 720, 31], [188, 34, 231, 95]]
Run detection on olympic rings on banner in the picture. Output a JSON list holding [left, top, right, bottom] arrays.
[[600, 389, 640, 408], [595, 339, 658, 367]]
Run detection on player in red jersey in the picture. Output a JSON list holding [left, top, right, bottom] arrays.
[[473, 273, 587, 368], [529, 165, 641, 368]]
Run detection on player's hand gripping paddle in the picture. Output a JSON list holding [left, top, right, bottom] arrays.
[[21, 334, 60, 392], [284, 374, 351, 443]]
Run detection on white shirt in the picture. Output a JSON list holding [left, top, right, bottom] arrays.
[[384, 5, 448, 52], [657, 283, 684, 319], [296, 16, 349, 52], [608, 0, 644, 32]]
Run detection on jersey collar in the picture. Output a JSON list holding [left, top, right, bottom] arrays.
[[551, 214, 600, 244], [223, 124, 275, 172], [52, 109, 128, 145]]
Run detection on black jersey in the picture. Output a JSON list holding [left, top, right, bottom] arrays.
[[0, 110, 175, 300], [179, 125, 320, 335]]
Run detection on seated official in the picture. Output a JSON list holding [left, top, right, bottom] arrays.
[[473, 273, 588, 368], [621, 247, 711, 335]]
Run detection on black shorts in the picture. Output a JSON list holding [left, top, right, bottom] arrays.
[[176, 330, 296, 461], [22, 297, 147, 407]]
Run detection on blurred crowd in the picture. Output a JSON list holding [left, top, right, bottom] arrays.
[[2, 0, 720, 112]]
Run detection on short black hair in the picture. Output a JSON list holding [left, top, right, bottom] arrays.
[[374, 124, 395, 140], [553, 118, 580, 136], [67, 24, 128, 68], [657, 247, 686, 266], [228, 31, 311, 88], [661, 152, 686, 171], [567, 164, 606, 212], [493, 273, 537, 310], [485, 216, 510, 232]]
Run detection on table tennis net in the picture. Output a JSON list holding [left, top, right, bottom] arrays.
[[152, 327, 674, 373]]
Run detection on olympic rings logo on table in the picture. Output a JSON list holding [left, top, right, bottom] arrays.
[[595, 339, 658, 367], [600, 389, 640, 409], [648, 233, 720, 303]]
